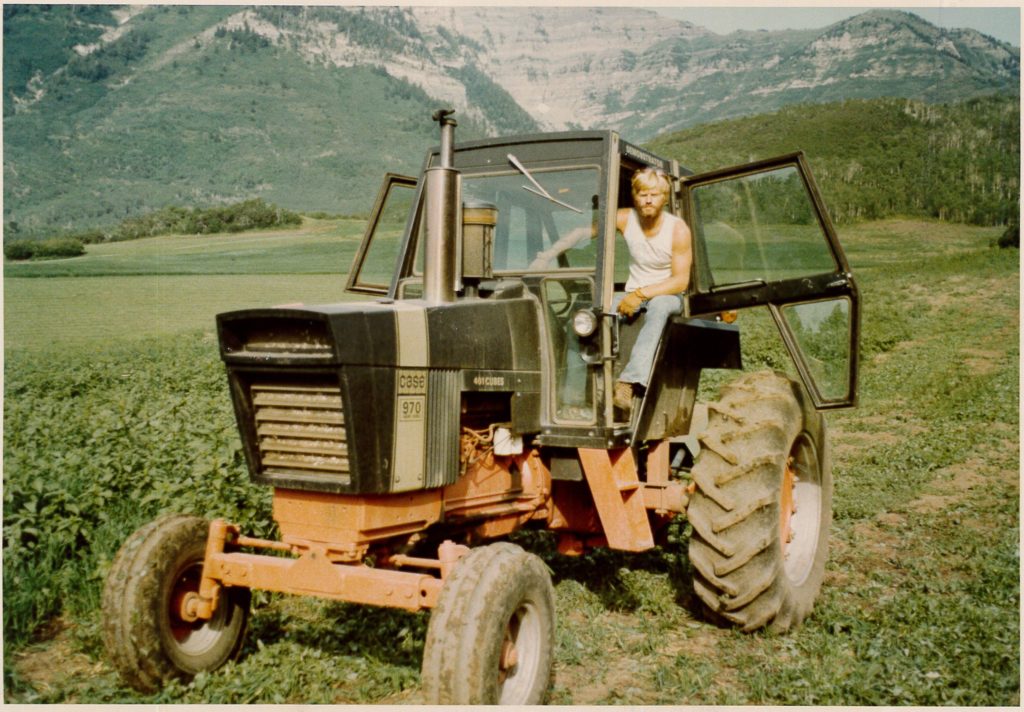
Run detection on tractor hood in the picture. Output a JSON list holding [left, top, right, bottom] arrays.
[[215, 295, 544, 495], [217, 296, 542, 372]]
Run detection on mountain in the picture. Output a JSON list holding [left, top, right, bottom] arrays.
[[3, 5, 1018, 233], [409, 7, 1019, 139]]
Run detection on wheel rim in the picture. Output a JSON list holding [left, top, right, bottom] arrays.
[[497, 601, 544, 704], [165, 559, 232, 658], [782, 432, 822, 586]]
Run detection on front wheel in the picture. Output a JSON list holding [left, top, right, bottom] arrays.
[[686, 370, 832, 632], [421, 542, 555, 704], [102, 514, 251, 692]]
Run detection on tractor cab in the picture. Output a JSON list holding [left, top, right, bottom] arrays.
[[347, 128, 858, 447]]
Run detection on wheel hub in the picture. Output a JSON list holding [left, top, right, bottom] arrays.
[[175, 590, 201, 623]]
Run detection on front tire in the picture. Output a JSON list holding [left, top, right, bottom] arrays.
[[102, 514, 251, 692], [686, 370, 832, 632], [421, 543, 555, 704]]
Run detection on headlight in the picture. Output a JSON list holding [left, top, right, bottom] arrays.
[[572, 308, 599, 338]]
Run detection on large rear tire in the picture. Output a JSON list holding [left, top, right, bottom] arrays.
[[686, 370, 832, 632], [421, 542, 555, 704], [102, 514, 251, 692]]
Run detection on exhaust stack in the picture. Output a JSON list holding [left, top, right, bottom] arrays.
[[422, 109, 461, 304]]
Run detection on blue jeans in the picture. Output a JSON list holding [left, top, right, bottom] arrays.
[[612, 293, 684, 387]]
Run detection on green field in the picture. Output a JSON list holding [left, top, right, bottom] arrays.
[[3, 218, 375, 351], [3, 218, 1019, 704], [4, 218, 365, 278]]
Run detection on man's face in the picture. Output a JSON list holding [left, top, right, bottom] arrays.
[[633, 187, 667, 219]]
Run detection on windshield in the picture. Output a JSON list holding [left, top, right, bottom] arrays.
[[415, 166, 601, 275]]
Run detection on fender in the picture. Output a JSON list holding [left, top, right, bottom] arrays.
[[633, 317, 741, 443]]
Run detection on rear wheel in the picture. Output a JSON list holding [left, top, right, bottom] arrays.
[[686, 370, 832, 632], [421, 542, 555, 704], [102, 514, 251, 692]]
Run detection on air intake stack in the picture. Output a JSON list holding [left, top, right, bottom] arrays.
[[422, 109, 461, 303]]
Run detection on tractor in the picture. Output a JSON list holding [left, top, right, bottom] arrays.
[[103, 109, 859, 704]]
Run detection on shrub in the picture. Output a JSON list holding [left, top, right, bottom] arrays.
[[33, 237, 85, 259], [4, 240, 36, 261], [109, 199, 302, 240], [997, 224, 1019, 249], [71, 228, 107, 245]]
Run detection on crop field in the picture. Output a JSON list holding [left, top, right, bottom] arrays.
[[3, 218, 1019, 704]]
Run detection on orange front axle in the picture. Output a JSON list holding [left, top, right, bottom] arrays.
[[191, 520, 470, 620]]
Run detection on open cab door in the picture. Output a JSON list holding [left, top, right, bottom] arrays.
[[678, 152, 859, 409], [346, 173, 418, 296]]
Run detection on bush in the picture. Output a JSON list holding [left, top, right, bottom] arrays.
[[33, 237, 85, 259], [4, 240, 36, 261], [71, 228, 107, 245], [111, 199, 302, 240], [997, 224, 1018, 249]]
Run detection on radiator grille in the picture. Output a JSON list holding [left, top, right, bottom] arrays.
[[251, 383, 349, 479], [426, 369, 461, 488]]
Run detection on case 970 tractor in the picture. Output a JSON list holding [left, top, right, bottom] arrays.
[[103, 109, 859, 704]]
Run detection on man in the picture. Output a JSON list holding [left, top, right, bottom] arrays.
[[530, 167, 692, 416], [611, 168, 692, 414]]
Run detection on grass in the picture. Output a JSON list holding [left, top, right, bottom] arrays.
[[3, 217, 364, 277], [3, 218, 1019, 704], [3, 217, 376, 351]]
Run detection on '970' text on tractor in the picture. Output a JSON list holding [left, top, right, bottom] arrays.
[[103, 110, 859, 704]]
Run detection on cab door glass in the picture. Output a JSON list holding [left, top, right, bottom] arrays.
[[692, 164, 837, 287], [680, 154, 858, 409], [773, 297, 854, 405], [347, 175, 417, 294]]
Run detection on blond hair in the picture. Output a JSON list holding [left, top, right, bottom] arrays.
[[631, 168, 670, 198]]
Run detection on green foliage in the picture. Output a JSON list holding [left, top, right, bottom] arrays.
[[649, 96, 1020, 227], [71, 228, 107, 245], [2, 5, 117, 116], [4, 240, 36, 261], [3, 335, 274, 649], [33, 237, 86, 258], [302, 6, 425, 55], [214, 25, 271, 53], [110, 199, 302, 242], [66, 28, 153, 83], [997, 223, 1019, 248], [3, 237, 85, 261]]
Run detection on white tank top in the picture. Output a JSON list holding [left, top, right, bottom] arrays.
[[623, 209, 680, 292]]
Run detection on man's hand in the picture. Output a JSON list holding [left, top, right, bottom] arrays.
[[617, 290, 645, 318]]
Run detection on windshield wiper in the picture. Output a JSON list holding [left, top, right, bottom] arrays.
[[507, 153, 582, 213]]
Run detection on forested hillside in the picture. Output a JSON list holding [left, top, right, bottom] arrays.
[[649, 96, 1019, 226], [1, 6, 502, 233]]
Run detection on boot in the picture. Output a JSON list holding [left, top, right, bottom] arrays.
[[613, 381, 634, 412]]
